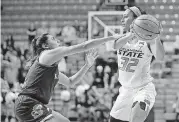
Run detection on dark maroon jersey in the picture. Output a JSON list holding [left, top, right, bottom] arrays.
[[19, 60, 59, 104]]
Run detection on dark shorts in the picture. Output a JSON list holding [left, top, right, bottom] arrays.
[[14, 95, 53, 122]]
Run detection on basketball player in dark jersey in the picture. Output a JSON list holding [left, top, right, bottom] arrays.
[[14, 33, 120, 122]]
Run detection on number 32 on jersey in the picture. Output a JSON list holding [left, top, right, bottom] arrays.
[[119, 57, 139, 72]]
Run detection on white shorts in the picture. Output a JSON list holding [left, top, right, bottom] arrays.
[[110, 82, 157, 121]]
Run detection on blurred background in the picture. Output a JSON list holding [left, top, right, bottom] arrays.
[[1, 0, 179, 122]]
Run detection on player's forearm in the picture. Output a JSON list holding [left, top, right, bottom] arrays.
[[51, 36, 117, 59], [69, 64, 90, 86], [83, 36, 116, 49], [155, 39, 165, 61]]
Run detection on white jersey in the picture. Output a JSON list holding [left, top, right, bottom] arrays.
[[117, 40, 153, 88]]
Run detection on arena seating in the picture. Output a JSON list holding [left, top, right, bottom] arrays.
[[1, 0, 179, 122], [1, 0, 99, 41], [136, 0, 179, 42]]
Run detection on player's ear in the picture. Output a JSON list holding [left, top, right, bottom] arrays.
[[42, 43, 49, 49]]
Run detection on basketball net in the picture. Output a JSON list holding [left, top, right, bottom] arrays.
[[88, 11, 124, 51]]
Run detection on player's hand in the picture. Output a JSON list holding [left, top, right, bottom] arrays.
[[85, 49, 98, 68], [112, 33, 122, 39]]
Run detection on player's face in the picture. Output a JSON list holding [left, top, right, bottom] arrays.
[[46, 35, 60, 49], [121, 9, 134, 32]]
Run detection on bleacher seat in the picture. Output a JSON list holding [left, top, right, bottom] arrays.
[[1, 0, 98, 42], [164, 113, 177, 120], [136, 0, 179, 41]]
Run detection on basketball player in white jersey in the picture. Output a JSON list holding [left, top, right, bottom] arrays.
[[109, 6, 165, 122]]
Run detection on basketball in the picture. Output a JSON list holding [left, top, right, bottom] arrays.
[[132, 14, 161, 40]]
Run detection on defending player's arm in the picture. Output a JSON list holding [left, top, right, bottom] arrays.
[[149, 35, 165, 61], [41, 36, 119, 65], [58, 50, 98, 87], [113, 32, 135, 49], [2, 60, 11, 68]]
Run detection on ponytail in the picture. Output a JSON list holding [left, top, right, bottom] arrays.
[[26, 33, 50, 68]]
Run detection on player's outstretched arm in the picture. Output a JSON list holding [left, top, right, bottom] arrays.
[[149, 35, 165, 61], [58, 49, 98, 87], [41, 36, 119, 65]]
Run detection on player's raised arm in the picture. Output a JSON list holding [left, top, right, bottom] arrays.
[[148, 35, 165, 61], [40, 35, 119, 65]]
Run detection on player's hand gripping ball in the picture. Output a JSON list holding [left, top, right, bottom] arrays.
[[131, 14, 162, 41]]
